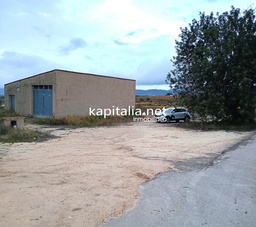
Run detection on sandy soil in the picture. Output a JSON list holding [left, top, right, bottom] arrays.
[[0, 122, 254, 227]]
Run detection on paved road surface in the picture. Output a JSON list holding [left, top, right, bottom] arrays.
[[102, 136, 256, 227]]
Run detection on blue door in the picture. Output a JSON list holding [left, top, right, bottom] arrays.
[[33, 85, 53, 117], [10, 95, 15, 112]]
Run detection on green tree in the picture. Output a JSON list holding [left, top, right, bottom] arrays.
[[0, 96, 4, 107], [166, 6, 256, 123]]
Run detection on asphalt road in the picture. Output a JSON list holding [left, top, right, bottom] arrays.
[[102, 135, 256, 227]]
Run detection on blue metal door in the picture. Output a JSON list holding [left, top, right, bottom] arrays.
[[10, 95, 15, 112], [33, 85, 52, 117]]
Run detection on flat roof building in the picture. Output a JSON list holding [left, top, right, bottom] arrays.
[[4, 69, 136, 118]]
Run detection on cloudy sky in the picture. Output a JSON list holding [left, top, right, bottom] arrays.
[[0, 0, 255, 89]]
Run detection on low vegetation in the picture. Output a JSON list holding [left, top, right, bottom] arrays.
[[32, 115, 132, 127], [135, 95, 175, 112], [175, 121, 256, 131], [0, 108, 52, 143], [0, 125, 51, 143], [0, 108, 19, 118], [0, 107, 133, 143]]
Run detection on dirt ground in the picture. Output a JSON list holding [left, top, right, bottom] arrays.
[[0, 122, 254, 227]]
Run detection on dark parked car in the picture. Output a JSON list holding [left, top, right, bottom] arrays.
[[155, 107, 191, 123]]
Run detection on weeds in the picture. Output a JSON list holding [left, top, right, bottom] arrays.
[[135, 95, 175, 110], [0, 125, 52, 143], [33, 115, 133, 127], [176, 121, 256, 131], [0, 108, 19, 118], [0, 108, 53, 143]]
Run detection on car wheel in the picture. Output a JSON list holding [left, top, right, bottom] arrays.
[[184, 116, 190, 123], [166, 116, 171, 123]]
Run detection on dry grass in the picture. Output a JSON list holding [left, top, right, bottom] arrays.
[[0, 108, 53, 143], [33, 115, 132, 127], [0, 125, 52, 143], [135, 95, 175, 113]]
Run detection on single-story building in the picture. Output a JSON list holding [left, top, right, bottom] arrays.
[[4, 69, 136, 118]]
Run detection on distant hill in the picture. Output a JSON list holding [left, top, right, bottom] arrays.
[[136, 89, 179, 96], [0, 87, 179, 96], [136, 89, 171, 96], [0, 88, 4, 96]]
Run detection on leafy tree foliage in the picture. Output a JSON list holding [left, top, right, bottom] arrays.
[[0, 96, 4, 106], [166, 6, 256, 123]]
